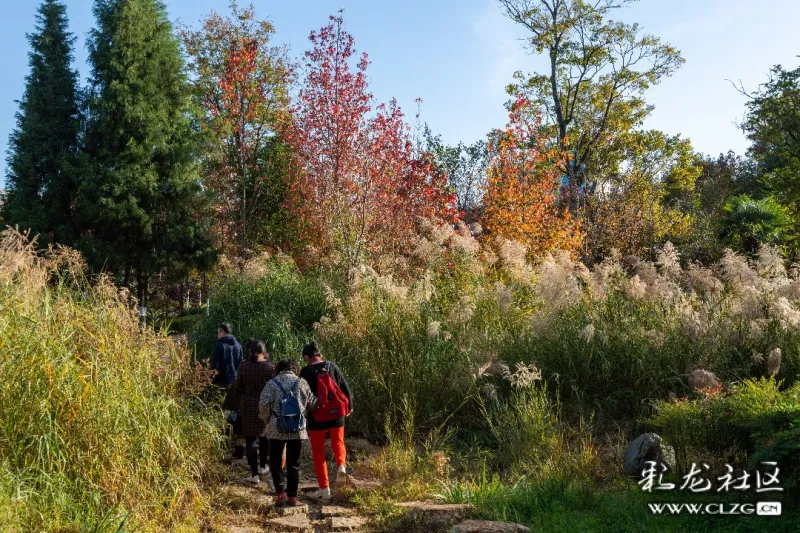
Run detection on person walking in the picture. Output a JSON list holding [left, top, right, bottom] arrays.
[[259, 359, 315, 506], [235, 339, 276, 484], [211, 323, 244, 460], [299, 342, 353, 501], [211, 323, 243, 386]]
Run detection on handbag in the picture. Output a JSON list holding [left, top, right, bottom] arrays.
[[222, 386, 243, 411]]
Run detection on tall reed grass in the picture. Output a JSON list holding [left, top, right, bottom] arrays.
[[190, 255, 328, 362], [195, 221, 800, 500], [0, 230, 223, 532]]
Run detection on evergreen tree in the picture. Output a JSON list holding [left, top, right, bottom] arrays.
[[3, 0, 81, 247], [80, 0, 215, 313]]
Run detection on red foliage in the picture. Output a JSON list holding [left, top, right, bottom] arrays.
[[282, 14, 456, 268], [182, 6, 289, 256]]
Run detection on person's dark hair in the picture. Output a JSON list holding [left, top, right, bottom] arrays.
[[247, 339, 267, 362], [302, 342, 321, 359], [218, 322, 232, 335], [276, 359, 299, 374]]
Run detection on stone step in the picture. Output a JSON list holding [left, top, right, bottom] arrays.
[[344, 476, 380, 491], [329, 516, 369, 531], [450, 519, 531, 533], [395, 502, 473, 530], [321, 505, 356, 518], [265, 514, 315, 532], [270, 503, 310, 517]]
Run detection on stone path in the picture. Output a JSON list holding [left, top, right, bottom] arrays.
[[213, 443, 529, 533], [216, 453, 373, 533]]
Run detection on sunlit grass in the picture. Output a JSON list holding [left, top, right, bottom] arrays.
[[0, 230, 224, 532]]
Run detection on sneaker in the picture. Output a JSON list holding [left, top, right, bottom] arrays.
[[274, 492, 288, 506], [245, 475, 259, 485], [335, 464, 347, 488], [258, 465, 269, 475], [287, 497, 298, 507], [309, 487, 332, 501]]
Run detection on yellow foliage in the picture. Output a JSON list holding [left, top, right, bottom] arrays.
[[482, 97, 584, 260]]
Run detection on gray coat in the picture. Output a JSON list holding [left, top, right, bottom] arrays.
[[258, 371, 316, 440]]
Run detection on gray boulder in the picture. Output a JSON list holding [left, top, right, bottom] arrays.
[[623, 432, 675, 476]]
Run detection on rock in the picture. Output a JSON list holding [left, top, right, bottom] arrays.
[[266, 514, 314, 532], [224, 527, 262, 533], [329, 516, 369, 531], [271, 503, 309, 516], [623, 432, 675, 476], [397, 502, 473, 530], [298, 481, 320, 493], [321, 505, 356, 517], [450, 520, 531, 533]]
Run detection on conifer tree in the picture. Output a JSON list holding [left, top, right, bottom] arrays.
[[80, 0, 215, 313], [3, 0, 81, 247]]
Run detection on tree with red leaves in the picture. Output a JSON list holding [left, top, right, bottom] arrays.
[[283, 13, 456, 269], [183, 2, 290, 258]]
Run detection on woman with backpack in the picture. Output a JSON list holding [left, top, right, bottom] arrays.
[[299, 342, 353, 501], [258, 359, 315, 506], [234, 339, 276, 484]]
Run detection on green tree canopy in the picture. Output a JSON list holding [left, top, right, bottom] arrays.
[[498, 0, 684, 201], [80, 0, 215, 311], [421, 125, 487, 223], [742, 64, 800, 244], [3, 0, 81, 247], [720, 195, 789, 256]]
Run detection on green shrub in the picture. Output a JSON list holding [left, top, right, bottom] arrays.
[[650, 378, 800, 491], [0, 233, 223, 532]]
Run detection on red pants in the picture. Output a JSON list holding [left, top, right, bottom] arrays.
[[308, 427, 346, 489]]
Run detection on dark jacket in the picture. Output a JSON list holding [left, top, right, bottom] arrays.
[[211, 335, 243, 386], [235, 359, 276, 437], [299, 361, 353, 430]]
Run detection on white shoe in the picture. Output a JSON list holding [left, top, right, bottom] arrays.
[[246, 475, 260, 485], [310, 487, 332, 501], [335, 465, 347, 487], [258, 466, 269, 475]]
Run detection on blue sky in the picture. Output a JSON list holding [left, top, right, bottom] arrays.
[[2, 0, 800, 180]]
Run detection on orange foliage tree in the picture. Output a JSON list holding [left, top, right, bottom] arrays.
[[182, 3, 290, 257], [482, 96, 583, 259]]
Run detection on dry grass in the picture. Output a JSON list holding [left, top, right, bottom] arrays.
[[0, 229, 224, 532]]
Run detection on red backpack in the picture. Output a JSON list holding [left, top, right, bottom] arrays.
[[314, 363, 350, 422]]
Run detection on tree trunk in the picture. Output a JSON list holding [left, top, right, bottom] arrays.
[[201, 272, 207, 310], [136, 269, 148, 327]]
